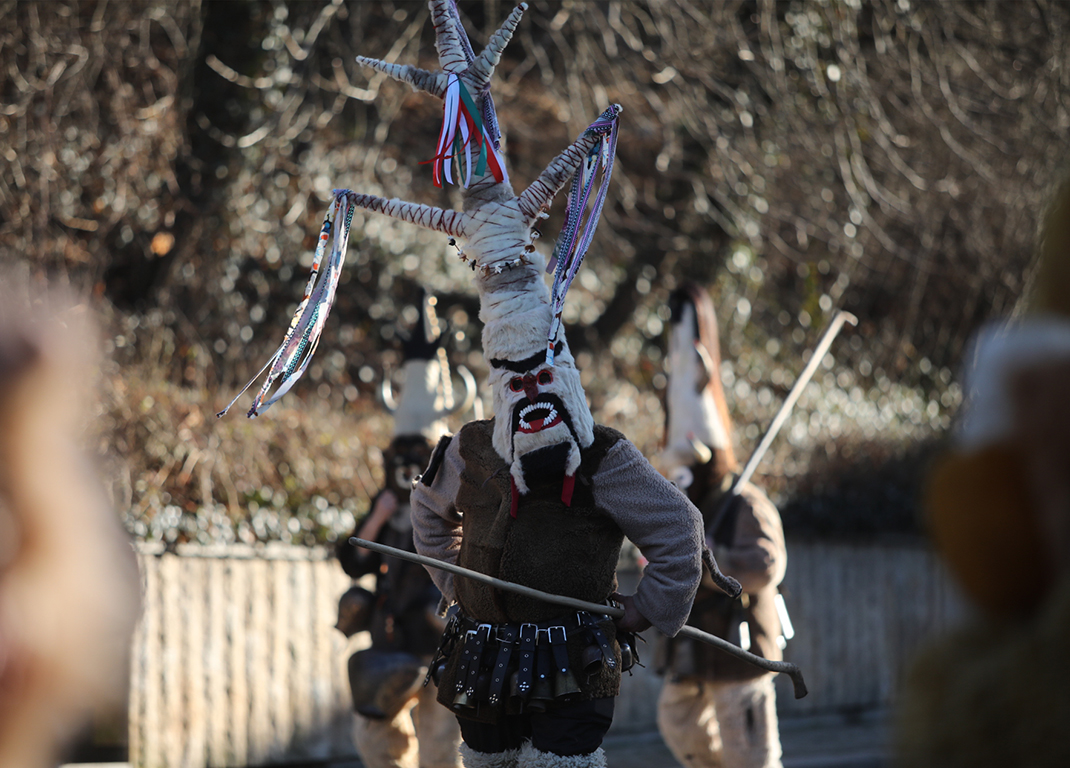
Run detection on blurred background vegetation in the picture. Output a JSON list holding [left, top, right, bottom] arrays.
[[2, 0, 1067, 546]]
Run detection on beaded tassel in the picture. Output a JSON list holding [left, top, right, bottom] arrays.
[[217, 189, 357, 418]]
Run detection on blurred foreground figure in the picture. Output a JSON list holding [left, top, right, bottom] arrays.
[[0, 290, 140, 768], [654, 284, 787, 768], [896, 182, 1070, 767], [335, 296, 468, 768]]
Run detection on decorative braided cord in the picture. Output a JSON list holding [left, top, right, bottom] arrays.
[[217, 190, 357, 419], [545, 104, 622, 365]]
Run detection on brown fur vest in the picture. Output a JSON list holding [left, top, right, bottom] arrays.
[[436, 420, 627, 715]]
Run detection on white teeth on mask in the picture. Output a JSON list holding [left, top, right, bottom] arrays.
[[518, 401, 557, 430], [520, 402, 555, 417]]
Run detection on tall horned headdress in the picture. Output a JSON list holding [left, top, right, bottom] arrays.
[[220, 1, 620, 503]]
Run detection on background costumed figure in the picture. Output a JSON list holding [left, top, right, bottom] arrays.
[[653, 284, 788, 768], [335, 295, 473, 768]]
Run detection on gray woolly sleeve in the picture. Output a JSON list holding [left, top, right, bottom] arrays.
[[410, 435, 465, 603], [592, 438, 704, 636]]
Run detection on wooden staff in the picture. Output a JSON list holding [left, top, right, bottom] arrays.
[[735, 310, 857, 495], [349, 536, 808, 698], [705, 309, 857, 542]]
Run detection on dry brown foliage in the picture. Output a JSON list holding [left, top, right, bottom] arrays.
[[3, 1, 1067, 540]]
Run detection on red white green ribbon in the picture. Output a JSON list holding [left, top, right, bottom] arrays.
[[429, 0, 508, 189], [217, 190, 356, 419], [429, 74, 507, 188], [546, 104, 621, 365]]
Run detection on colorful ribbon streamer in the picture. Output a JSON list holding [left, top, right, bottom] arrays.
[[546, 104, 621, 365], [429, 75, 506, 189], [217, 189, 357, 419], [426, 0, 508, 189]]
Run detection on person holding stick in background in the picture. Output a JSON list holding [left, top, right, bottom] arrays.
[[335, 295, 472, 768], [653, 283, 788, 768]]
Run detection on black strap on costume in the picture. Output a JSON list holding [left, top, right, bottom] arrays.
[[455, 623, 491, 697], [548, 624, 581, 697], [515, 623, 537, 700], [467, 624, 491, 696], [581, 613, 616, 670], [530, 632, 555, 707], [487, 625, 516, 706], [548, 625, 570, 681]]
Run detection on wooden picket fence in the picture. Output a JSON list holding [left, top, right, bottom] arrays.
[[126, 538, 966, 767], [128, 544, 355, 768], [770, 537, 966, 715]]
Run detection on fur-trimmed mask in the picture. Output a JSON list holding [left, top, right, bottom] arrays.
[[488, 331, 594, 497], [474, 247, 595, 498]]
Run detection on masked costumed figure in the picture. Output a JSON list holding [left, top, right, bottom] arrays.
[[355, 3, 709, 766], [220, 2, 717, 765], [653, 284, 788, 768], [895, 181, 1070, 768], [410, 239, 716, 768], [335, 296, 475, 768]]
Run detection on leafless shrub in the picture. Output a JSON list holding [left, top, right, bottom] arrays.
[[5, 1, 1067, 539]]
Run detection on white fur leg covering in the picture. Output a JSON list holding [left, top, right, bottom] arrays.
[[460, 742, 521, 768], [516, 741, 606, 768]]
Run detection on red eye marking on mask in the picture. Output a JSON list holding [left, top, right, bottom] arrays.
[[510, 371, 551, 397]]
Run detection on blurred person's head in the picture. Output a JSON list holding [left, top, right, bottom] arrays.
[[0, 287, 140, 768], [925, 178, 1070, 619], [897, 176, 1070, 768]]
